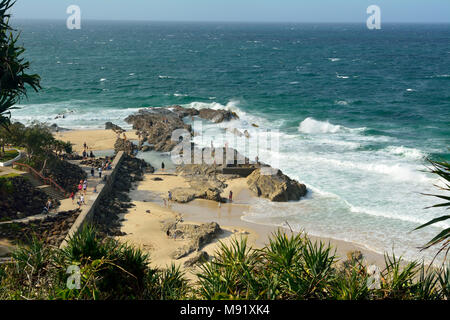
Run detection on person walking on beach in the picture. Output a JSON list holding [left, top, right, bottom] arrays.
[[161, 161, 165, 172], [70, 191, 75, 205], [91, 166, 95, 177], [168, 190, 172, 202], [98, 167, 102, 179], [82, 149, 87, 159], [83, 180, 87, 195], [77, 181, 83, 193], [228, 190, 233, 203], [80, 194, 85, 206]]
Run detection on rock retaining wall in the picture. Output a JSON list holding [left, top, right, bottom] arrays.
[[59, 151, 125, 248]]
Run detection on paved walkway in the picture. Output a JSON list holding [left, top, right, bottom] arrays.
[[0, 166, 24, 177]]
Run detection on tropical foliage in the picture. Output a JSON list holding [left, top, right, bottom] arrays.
[[0, 121, 72, 161], [415, 158, 450, 261], [1, 226, 448, 300], [0, 0, 41, 128]]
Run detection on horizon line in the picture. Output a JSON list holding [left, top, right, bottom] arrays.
[[10, 17, 450, 25]]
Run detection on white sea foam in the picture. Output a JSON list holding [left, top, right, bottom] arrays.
[[298, 117, 365, 134], [383, 146, 426, 160], [11, 102, 140, 129], [336, 73, 349, 79], [328, 58, 341, 62]]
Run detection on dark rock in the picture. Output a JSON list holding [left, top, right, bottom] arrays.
[[125, 105, 238, 152], [114, 138, 137, 155], [197, 108, 239, 123], [0, 208, 81, 247], [105, 122, 124, 132], [0, 176, 49, 221]]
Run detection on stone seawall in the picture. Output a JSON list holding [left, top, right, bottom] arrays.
[[59, 151, 125, 248]]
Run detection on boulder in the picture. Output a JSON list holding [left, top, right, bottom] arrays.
[[105, 122, 124, 132], [114, 138, 137, 155], [246, 168, 307, 202], [184, 251, 209, 267], [166, 222, 222, 259], [170, 188, 202, 203], [197, 108, 239, 123]]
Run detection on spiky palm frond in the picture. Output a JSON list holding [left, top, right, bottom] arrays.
[[416, 158, 450, 261], [0, 0, 41, 128]]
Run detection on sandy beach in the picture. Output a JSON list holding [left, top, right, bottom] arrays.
[[55, 129, 138, 153], [56, 128, 387, 273]]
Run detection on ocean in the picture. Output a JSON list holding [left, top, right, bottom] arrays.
[[11, 20, 450, 263]]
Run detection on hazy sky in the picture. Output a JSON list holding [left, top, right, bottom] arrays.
[[11, 0, 450, 23]]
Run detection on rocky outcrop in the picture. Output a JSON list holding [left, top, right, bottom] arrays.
[[246, 168, 307, 202], [0, 176, 51, 221], [125, 106, 239, 152], [125, 108, 191, 152], [114, 138, 138, 155], [105, 122, 124, 132], [171, 164, 229, 203], [164, 221, 222, 259], [170, 188, 202, 203], [197, 108, 239, 123], [48, 123, 69, 133], [170, 186, 223, 203], [80, 157, 115, 168]]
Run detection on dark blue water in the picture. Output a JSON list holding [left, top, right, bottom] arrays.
[[11, 21, 450, 262]]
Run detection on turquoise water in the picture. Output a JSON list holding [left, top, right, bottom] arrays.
[[11, 21, 450, 263]]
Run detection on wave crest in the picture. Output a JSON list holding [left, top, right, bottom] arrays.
[[298, 117, 364, 134]]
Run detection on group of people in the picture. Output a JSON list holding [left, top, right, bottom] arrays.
[[90, 159, 112, 179], [82, 142, 95, 160], [69, 179, 89, 208]]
